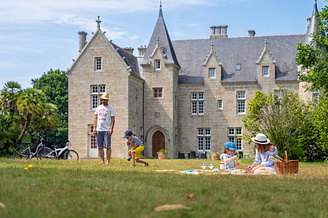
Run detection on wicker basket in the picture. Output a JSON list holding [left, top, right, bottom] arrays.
[[274, 151, 299, 175], [274, 160, 299, 175]]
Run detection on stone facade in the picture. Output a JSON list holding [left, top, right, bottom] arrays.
[[67, 3, 319, 159]]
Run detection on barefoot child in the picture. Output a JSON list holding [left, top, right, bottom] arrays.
[[220, 142, 240, 170], [123, 130, 149, 167]]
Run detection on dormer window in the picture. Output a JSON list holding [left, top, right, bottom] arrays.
[[155, 60, 161, 70], [235, 64, 241, 71], [262, 66, 269, 76]]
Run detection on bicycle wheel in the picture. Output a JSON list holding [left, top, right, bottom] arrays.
[[38, 147, 54, 160], [64, 150, 79, 161], [13, 147, 27, 159]]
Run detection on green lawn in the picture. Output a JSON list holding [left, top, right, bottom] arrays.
[[0, 158, 328, 218]]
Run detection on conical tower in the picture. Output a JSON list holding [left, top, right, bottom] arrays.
[[141, 4, 180, 159]]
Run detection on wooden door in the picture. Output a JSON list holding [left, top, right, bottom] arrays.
[[152, 131, 165, 158]]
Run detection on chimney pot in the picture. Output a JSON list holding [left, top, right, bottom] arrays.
[[248, 30, 256, 37], [138, 46, 147, 57], [216, 26, 222, 35]]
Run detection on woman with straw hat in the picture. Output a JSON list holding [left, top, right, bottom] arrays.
[[245, 133, 278, 174]]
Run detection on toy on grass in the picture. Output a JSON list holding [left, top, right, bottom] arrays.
[[127, 157, 131, 161]]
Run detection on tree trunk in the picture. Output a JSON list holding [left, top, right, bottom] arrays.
[[14, 113, 32, 147]]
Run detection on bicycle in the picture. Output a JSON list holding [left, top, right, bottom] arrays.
[[13, 135, 45, 160], [39, 141, 79, 161]]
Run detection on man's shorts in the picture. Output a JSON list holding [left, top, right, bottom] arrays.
[[132, 146, 144, 159], [96, 131, 111, 148]]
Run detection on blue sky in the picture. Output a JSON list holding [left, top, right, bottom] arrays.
[[0, 0, 326, 89]]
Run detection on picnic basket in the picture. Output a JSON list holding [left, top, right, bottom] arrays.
[[274, 151, 299, 175]]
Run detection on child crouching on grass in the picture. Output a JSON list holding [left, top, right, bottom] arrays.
[[123, 130, 149, 167], [220, 142, 240, 170]]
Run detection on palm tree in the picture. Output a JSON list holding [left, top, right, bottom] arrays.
[[31, 103, 60, 148], [15, 88, 47, 146], [0, 81, 22, 114]]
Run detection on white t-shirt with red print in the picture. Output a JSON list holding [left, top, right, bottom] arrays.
[[95, 104, 115, 131]]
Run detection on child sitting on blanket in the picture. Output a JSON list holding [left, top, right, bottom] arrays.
[[123, 130, 149, 167], [220, 142, 240, 170], [245, 133, 277, 174]]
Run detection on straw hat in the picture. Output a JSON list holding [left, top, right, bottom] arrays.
[[251, 133, 270, 144], [100, 93, 110, 100]]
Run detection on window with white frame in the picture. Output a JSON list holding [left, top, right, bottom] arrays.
[[89, 125, 97, 149], [228, 127, 242, 150], [262, 66, 269, 76], [302, 68, 306, 75], [218, 100, 223, 110], [155, 60, 161, 70], [237, 91, 246, 114], [209, 68, 215, 78], [197, 128, 211, 151], [91, 85, 106, 109], [191, 92, 204, 115], [95, 57, 102, 71]]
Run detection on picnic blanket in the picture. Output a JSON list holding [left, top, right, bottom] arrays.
[[178, 168, 276, 175]]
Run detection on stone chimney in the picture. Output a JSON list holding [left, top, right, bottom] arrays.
[[307, 17, 311, 28], [78, 31, 87, 53], [210, 25, 227, 39], [138, 45, 147, 57], [210, 26, 216, 39], [248, 30, 256, 37], [122, 47, 134, 55], [222, 25, 228, 37]]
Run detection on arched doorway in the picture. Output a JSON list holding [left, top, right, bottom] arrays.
[[152, 131, 165, 158]]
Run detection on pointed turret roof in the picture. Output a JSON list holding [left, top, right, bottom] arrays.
[[141, 5, 180, 67], [304, 0, 321, 45]]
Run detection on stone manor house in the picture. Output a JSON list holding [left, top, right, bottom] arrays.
[[66, 2, 319, 159]]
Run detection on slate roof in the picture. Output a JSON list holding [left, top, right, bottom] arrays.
[[173, 35, 305, 84], [111, 42, 143, 80], [141, 6, 180, 67]]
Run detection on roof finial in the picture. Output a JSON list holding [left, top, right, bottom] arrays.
[[211, 41, 214, 51], [96, 16, 101, 29], [160, 0, 162, 10], [264, 39, 267, 49]]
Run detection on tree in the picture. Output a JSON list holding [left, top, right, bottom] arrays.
[[15, 88, 47, 146], [31, 69, 68, 147], [0, 81, 22, 114], [295, 3, 328, 93], [31, 103, 60, 148], [242, 89, 310, 160]]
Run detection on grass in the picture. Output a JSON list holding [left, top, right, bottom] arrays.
[[1, 158, 328, 218]]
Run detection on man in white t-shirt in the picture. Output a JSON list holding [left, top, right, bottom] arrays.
[[93, 92, 115, 165]]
